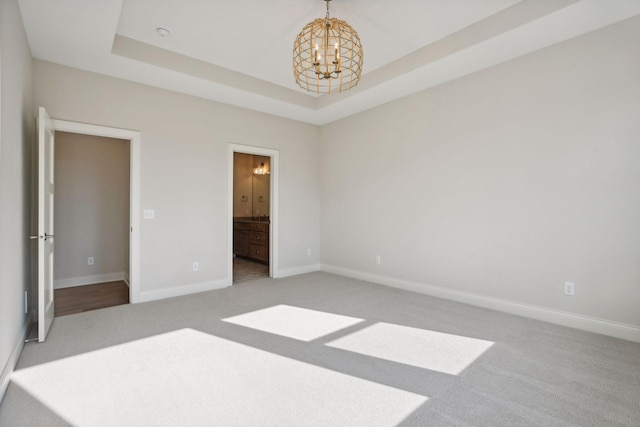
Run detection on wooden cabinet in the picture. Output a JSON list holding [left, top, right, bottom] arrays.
[[234, 220, 269, 264], [233, 228, 250, 257]]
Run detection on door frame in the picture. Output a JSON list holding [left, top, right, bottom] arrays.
[[227, 143, 279, 282], [51, 119, 142, 303]]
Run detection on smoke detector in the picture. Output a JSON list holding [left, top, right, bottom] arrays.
[[156, 27, 170, 38]]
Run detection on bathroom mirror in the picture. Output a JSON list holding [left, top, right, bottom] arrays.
[[252, 155, 270, 218], [233, 153, 270, 218]]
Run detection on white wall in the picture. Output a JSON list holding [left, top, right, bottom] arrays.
[[0, 0, 33, 400], [33, 60, 321, 298], [54, 132, 130, 287], [320, 17, 640, 332]]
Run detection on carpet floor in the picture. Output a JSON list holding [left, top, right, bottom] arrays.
[[0, 272, 638, 426]]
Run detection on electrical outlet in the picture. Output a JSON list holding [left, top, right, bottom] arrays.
[[375, 255, 381, 265], [88, 257, 94, 266], [192, 262, 199, 272], [307, 248, 312, 257], [564, 281, 575, 296], [143, 209, 155, 219]]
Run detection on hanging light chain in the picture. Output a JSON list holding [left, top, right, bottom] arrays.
[[314, 0, 341, 80]]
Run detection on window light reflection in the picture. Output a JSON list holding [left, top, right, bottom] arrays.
[[222, 304, 364, 341], [10, 328, 427, 426], [327, 322, 494, 375]]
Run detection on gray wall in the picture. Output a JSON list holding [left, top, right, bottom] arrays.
[[320, 16, 640, 329], [54, 132, 130, 286], [0, 0, 33, 397], [33, 60, 321, 297]]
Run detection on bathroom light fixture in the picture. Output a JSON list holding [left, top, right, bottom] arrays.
[[293, 0, 363, 94], [253, 162, 269, 175]]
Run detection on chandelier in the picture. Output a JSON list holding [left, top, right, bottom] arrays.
[[293, 0, 363, 94]]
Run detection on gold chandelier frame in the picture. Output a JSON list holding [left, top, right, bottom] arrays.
[[293, 0, 363, 94]]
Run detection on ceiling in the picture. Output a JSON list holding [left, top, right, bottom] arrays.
[[17, 0, 640, 125]]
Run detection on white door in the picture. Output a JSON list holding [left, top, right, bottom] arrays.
[[37, 107, 55, 342]]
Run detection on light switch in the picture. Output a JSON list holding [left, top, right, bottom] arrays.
[[143, 209, 155, 219]]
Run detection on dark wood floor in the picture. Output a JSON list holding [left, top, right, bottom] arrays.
[[54, 281, 129, 317]]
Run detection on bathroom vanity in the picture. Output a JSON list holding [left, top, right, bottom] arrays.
[[233, 218, 269, 264]]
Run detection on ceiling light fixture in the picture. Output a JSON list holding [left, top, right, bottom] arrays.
[[156, 27, 170, 38], [293, 0, 363, 94]]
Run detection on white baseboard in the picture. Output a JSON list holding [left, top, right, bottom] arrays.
[[137, 278, 231, 303], [320, 264, 640, 343], [276, 264, 321, 278], [0, 315, 31, 405], [54, 272, 126, 289]]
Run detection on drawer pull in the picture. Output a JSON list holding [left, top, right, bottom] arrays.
[[256, 250, 260, 254]]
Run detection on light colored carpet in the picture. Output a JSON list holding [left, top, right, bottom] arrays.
[[1, 272, 639, 426], [10, 329, 425, 426]]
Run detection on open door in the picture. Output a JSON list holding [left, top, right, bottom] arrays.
[[36, 107, 55, 342]]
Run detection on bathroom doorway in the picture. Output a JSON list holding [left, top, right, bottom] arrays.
[[227, 144, 279, 284], [232, 153, 270, 283]]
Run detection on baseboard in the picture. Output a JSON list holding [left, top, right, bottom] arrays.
[[0, 315, 31, 405], [137, 278, 231, 303], [276, 264, 321, 278], [320, 264, 640, 343], [54, 272, 126, 289]]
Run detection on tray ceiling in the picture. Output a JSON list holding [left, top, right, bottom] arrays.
[[18, 0, 640, 125]]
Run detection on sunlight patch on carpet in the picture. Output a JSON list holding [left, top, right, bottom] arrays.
[[10, 329, 426, 426], [222, 304, 364, 341], [326, 322, 494, 375]]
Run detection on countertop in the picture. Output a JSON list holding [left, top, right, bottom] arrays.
[[233, 217, 270, 224]]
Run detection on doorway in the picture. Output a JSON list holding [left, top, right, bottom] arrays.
[[46, 119, 141, 305], [53, 131, 130, 316], [227, 144, 279, 284], [232, 153, 270, 283]]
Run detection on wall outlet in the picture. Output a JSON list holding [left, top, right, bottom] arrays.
[[564, 281, 575, 296], [375, 255, 381, 265], [88, 257, 94, 266], [143, 209, 155, 219], [307, 248, 312, 257], [192, 262, 199, 272]]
